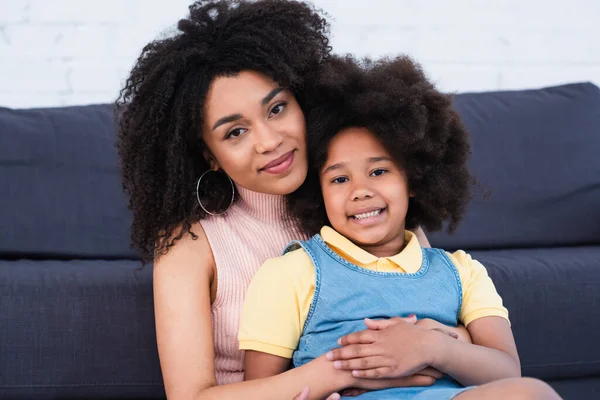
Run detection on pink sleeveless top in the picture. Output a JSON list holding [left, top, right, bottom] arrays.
[[199, 186, 307, 384]]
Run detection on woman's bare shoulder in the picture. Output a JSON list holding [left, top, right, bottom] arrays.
[[154, 222, 214, 269], [152, 222, 219, 396]]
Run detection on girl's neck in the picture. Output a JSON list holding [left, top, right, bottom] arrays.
[[355, 231, 407, 258]]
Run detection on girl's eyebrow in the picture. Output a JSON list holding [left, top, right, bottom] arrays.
[[322, 162, 344, 174], [322, 156, 391, 174], [368, 156, 392, 163]]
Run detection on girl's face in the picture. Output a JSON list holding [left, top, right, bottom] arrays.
[[202, 70, 308, 195], [320, 127, 413, 258]]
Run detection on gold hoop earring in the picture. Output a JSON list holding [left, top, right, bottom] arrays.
[[196, 169, 235, 216]]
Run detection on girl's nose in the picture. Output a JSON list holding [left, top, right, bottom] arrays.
[[351, 184, 374, 201]]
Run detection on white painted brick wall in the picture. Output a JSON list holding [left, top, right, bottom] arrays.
[[1, 0, 599, 108]]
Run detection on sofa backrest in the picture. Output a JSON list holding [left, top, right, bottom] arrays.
[[2, 82, 599, 259], [0, 104, 137, 259], [430, 82, 600, 250]]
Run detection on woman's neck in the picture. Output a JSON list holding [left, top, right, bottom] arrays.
[[235, 185, 289, 222]]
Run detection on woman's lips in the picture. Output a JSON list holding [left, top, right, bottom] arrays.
[[260, 151, 295, 174]]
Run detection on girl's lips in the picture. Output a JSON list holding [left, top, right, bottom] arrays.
[[260, 151, 295, 174], [349, 207, 387, 226]]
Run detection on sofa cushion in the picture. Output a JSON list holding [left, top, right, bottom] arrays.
[[0, 104, 137, 259], [471, 246, 600, 380], [547, 377, 600, 400], [430, 82, 600, 250], [0, 259, 164, 399]]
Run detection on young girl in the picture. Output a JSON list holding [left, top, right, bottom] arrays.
[[239, 56, 561, 399]]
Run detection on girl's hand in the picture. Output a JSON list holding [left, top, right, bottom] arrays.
[[292, 387, 340, 400], [365, 316, 471, 344], [350, 373, 438, 390], [327, 317, 439, 379], [414, 318, 472, 344]]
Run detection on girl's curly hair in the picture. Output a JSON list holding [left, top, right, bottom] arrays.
[[116, 0, 330, 262], [288, 55, 472, 236]]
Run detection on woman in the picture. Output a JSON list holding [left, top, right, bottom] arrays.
[[117, 1, 455, 399]]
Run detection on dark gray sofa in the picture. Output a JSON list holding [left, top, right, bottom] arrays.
[[1, 82, 599, 399]]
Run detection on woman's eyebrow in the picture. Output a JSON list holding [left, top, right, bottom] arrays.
[[212, 113, 243, 131], [211, 88, 285, 131], [212, 113, 242, 131], [261, 87, 284, 105]]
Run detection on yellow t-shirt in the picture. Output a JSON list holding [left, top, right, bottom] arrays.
[[239, 226, 509, 359]]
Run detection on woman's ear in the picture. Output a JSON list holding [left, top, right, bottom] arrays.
[[203, 150, 220, 171]]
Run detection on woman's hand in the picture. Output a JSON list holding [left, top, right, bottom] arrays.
[[326, 317, 441, 379]]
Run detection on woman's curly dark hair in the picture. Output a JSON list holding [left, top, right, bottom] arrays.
[[116, 0, 330, 262], [288, 55, 472, 237]]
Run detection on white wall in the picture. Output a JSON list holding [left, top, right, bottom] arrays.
[[1, 0, 599, 108]]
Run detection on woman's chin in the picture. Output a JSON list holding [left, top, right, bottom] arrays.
[[265, 165, 308, 195], [254, 173, 307, 196]]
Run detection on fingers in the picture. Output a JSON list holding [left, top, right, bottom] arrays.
[[408, 374, 437, 387], [418, 367, 444, 379], [364, 315, 416, 330], [293, 386, 310, 400], [337, 330, 376, 346], [351, 367, 392, 379], [384, 375, 436, 387], [293, 388, 341, 400], [353, 374, 436, 390], [327, 343, 378, 361], [416, 318, 459, 339], [332, 355, 388, 371], [340, 388, 369, 397], [432, 328, 459, 339]]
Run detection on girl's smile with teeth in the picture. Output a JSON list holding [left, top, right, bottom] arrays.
[[351, 208, 385, 220]]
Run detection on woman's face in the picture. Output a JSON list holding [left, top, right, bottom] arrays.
[[202, 70, 308, 195]]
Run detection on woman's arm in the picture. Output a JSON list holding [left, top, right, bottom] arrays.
[[429, 316, 520, 386], [153, 224, 349, 400], [245, 350, 437, 393], [153, 224, 218, 398], [411, 226, 431, 248]]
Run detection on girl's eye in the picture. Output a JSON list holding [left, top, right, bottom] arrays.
[[225, 127, 247, 139], [371, 168, 387, 177], [332, 176, 349, 184], [269, 102, 287, 118]]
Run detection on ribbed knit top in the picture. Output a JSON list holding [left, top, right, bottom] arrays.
[[199, 185, 307, 384]]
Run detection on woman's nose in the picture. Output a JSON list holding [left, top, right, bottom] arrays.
[[254, 122, 283, 154]]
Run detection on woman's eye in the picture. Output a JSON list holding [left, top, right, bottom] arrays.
[[269, 102, 287, 117], [225, 127, 246, 139], [371, 168, 387, 177], [332, 176, 349, 184]]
